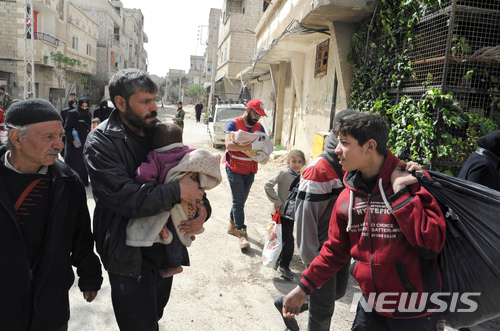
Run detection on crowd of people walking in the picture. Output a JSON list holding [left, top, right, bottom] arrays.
[[0, 67, 499, 331]]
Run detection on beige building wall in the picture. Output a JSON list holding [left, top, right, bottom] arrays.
[[0, 0, 99, 106], [204, 8, 221, 90], [240, 0, 374, 160]]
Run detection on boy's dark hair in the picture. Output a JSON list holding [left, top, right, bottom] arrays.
[[337, 112, 389, 156], [332, 109, 358, 134], [108, 69, 158, 108], [152, 123, 183, 149], [287, 150, 305, 165]]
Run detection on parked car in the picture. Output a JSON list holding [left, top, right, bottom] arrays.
[[208, 103, 247, 148]]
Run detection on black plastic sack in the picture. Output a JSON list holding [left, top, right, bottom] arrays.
[[414, 170, 500, 328], [283, 175, 300, 221]]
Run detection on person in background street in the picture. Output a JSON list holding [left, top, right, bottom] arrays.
[[93, 99, 113, 123], [172, 101, 185, 129], [225, 98, 268, 250], [0, 86, 12, 112], [27, 91, 34, 99], [282, 112, 446, 331], [69, 92, 77, 102], [264, 149, 305, 279], [458, 130, 500, 191], [0, 98, 102, 330], [83, 68, 208, 331], [60, 99, 77, 158], [274, 109, 357, 331], [91, 118, 100, 130], [64, 98, 92, 186], [61, 99, 77, 125], [195, 101, 204, 123]]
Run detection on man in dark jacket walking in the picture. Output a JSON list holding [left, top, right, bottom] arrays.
[[0, 98, 102, 330], [195, 101, 203, 123], [84, 69, 208, 331]]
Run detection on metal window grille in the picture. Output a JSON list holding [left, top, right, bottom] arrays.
[[314, 39, 329, 78], [388, 0, 500, 168]]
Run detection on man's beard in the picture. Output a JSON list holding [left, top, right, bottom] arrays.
[[248, 117, 258, 126], [124, 102, 157, 130]]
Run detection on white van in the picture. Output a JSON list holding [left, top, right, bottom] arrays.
[[208, 103, 247, 148]]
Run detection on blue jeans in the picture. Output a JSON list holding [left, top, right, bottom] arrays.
[[226, 167, 255, 230]]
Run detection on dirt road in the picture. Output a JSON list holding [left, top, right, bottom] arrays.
[[66, 105, 481, 330]]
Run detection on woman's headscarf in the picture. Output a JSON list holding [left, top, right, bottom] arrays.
[[78, 98, 90, 111]]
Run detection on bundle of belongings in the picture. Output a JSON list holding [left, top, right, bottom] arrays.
[[414, 170, 500, 328], [230, 129, 273, 164]]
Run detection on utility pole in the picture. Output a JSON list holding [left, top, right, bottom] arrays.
[[207, 21, 219, 116], [178, 75, 182, 103], [24, 0, 35, 98]]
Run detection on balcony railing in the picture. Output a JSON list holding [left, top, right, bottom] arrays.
[[27, 32, 60, 46]]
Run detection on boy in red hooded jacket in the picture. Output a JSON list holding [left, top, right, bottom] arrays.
[[282, 112, 446, 330]]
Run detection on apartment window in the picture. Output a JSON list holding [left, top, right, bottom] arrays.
[[114, 26, 120, 42], [263, 0, 271, 12], [86, 44, 91, 56], [314, 39, 329, 78], [72, 37, 78, 50], [57, 0, 64, 20]]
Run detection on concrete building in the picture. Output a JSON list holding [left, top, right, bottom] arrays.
[[165, 69, 187, 104], [237, 0, 376, 159], [0, 0, 98, 109], [188, 55, 204, 86], [215, 0, 265, 98], [0, 0, 148, 109], [70, 0, 148, 99], [204, 8, 221, 111]]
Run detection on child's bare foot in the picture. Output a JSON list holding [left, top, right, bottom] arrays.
[[159, 266, 183, 278], [159, 226, 169, 239]]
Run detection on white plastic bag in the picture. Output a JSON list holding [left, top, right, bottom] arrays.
[[262, 211, 282, 268]]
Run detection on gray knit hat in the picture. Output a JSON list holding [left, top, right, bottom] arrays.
[[6, 98, 62, 126]]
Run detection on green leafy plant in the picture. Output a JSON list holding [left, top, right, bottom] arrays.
[[348, 0, 500, 175]]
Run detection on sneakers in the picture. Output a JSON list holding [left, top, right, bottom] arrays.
[[278, 266, 295, 279], [227, 220, 237, 237], [236, 228, 250, 250]]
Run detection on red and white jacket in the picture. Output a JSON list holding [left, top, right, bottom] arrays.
[[300, 151, 446, 318]]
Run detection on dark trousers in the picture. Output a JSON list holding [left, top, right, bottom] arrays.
[[351, 299, 441, 330], [108, 258, 173, 331], [165, 219, 183, 267], [308, 261, 350, 331], [195, 109, 202, 122], [278, 216, 294, 269]]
